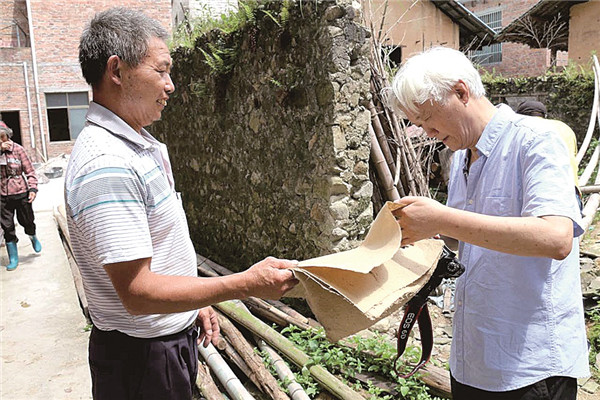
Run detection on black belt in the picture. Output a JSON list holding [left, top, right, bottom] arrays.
[[394, 245, 464, 378]]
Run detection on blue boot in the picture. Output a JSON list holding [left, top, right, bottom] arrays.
[[6, 241, 18, 271], [29, 235, 42, 253]]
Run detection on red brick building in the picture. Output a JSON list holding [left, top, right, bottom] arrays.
[[460, 0, 571, 77], [0, 0, 171, 162]]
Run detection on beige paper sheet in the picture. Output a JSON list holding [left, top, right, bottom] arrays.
[[287, 202, 444, 341]]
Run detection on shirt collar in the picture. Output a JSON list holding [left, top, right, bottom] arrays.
[[86, 102, 159, 151], [476, 104, 514, 158]]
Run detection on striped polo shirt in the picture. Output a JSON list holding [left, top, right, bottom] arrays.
[[64, 102, 197, 338]]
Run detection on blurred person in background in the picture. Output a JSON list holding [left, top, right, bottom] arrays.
[[0, 120, 42, 271]]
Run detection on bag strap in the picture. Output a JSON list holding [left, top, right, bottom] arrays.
[[393, 245, 464, 378], [394, 301, 433, 378]]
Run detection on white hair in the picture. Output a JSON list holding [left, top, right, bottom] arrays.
[[390, 46, 486, 118]]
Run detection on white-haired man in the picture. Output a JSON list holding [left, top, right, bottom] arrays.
[[391, 47, 588, 399]]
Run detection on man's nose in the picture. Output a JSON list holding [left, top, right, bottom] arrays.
[[423, 126, 437, 138], [166, 74, 175, 94]]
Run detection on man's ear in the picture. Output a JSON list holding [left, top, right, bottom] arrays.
[[454, 80, 470, 106], [106, 55, 123, 85]]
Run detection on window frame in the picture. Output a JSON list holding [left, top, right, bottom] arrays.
[[45, 92, 89, 142]]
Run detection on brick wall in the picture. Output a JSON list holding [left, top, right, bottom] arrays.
[[462, 0, 551, 77], [1, 0, 172, 162]]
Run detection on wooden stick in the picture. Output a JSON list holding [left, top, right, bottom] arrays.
[[580, 184, 600, 194], [256, 337, 312, 400], [196, 360, 226, 400], [198, 342, 255, 400], [216, 300, 365, 400], [216, 311, 290, 400]]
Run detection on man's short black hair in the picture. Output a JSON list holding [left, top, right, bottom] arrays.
[[79, 7, 168, 87]]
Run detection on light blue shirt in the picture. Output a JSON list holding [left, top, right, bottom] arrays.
[[447, 104, 589, 391]]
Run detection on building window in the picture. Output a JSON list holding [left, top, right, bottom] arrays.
[[470, 9, 503, 65], [45, 92, 89, 142]]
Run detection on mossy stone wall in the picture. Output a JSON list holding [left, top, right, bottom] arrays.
[[484, 73, 596, 144], [151, 1, 373, 271]]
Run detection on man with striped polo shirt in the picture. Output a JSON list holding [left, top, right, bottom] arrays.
[[66, 8, 298, 400]]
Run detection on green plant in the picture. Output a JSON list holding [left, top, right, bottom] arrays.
[[271, 325, 442, 399]]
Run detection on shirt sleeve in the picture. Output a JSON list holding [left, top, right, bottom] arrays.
[[520, 129, 584, 237], [18, 146, 38, 192], [66, 154, 153, 265]]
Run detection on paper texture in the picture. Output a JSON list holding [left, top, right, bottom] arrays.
[[287, 202, 444, 341]]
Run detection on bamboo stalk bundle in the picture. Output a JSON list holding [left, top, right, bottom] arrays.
[[370, 123, 400, 201], [364, 9, 434, 205], [198, 342, 256, 400], [368, 99, 397, 177], [196, 253, 452, 396], [216, 311, 290, 400], [215, 300, 366, 400]]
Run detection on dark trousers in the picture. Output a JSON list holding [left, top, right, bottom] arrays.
[[451, 373, 577, 400], [1, 194, 36, 243], [89, 325, 198, 400]]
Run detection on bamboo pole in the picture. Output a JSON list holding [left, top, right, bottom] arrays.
[[220, 338, 259, 387], [370, 123, 400, 201], [197, 254, 451, 395], [196, 361, 226, 400], [580, 185, 600, 194], [581, 167, 600, 233], [256, 338, 312, 400], [369, 100, 397, 177], [579, 145, 599, 187], [54, 205, 89, 319], [198, 342, 255, 400], [264, 300, 320, 328], [215, 300, 365, 400], [216, 312, 290, 400], [576, 54, 600, 166]]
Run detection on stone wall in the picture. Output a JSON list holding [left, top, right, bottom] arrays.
[[152, 0, 373, 271]]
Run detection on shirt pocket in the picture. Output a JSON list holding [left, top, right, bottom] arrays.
[[480, 196, 515, 217]]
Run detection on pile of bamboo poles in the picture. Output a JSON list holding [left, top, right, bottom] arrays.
[[364, 7, 437, 212], [195, 256, 452, 400], [54, 204, 451, 399]]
